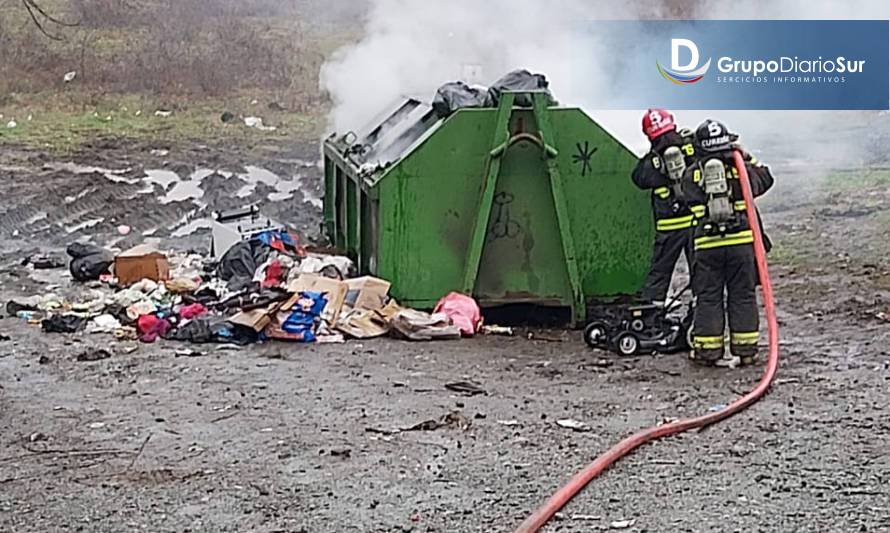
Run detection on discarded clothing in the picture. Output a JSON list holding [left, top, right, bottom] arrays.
[[219, 288, 289, 312], [67, 243, 114, 282], [217, 240, 270, 291], [165, 317, 255, 345], [137, 314, 172, 343], [254, 229, 305, 257], [126, 301, 158, 320], [434, 292, 481, 336], [42, 315, 87, 334], [26, 253, 66, 270], [86, 314, 123, 334], [166, 277, 200, 294], [261, 259, 286, 288], [179, 303, 208, 320], [295, 254, 355, 279]]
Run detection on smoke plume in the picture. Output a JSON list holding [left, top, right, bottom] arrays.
[[321, 0, 890, 178]]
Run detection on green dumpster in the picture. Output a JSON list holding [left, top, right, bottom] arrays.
[[323, 92, 654, 324]]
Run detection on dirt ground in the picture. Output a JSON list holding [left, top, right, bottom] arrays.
[[1, 134, 889, 533]]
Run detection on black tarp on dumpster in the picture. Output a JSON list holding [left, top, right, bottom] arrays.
[[488, 69, 555, 107], [432, 81, 493, 118]]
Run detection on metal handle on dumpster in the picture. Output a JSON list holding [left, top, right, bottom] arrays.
[[490, 133, 559, 159]]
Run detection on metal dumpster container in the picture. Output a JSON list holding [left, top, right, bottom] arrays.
[[323, 92, 653, 324]]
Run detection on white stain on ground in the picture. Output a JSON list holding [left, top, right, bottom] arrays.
[[66, 218, 105, 234], [49, 162, 139, 184], [56, 162, 323, 237], [171, 218, 213, 238]]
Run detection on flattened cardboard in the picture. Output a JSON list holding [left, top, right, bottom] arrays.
[[335, 300, 403, 340], [344, 276, 391, 311], [229, 302, 281, 332]]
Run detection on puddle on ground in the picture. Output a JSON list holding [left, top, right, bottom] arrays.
[[171, 218, 213, 238], [164, 180, 205, 204], [143, 169, 181, 189], [48, 162, 139, 184], [144, 164, 320, 207], [51, 160, 322, 237]]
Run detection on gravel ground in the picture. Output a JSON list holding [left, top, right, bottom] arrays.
[[1, 139, 889, 533]]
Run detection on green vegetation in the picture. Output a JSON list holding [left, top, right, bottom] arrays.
[[0, 92, 325, 153], [0, 1, 362, 153], [767, 238, 810, 268], [822, 168, 890, 192]]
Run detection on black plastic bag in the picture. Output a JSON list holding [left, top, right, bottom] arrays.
[[165, 317, 257, 345], [67, 243, 114, 282], [217, 240, 270, 291], [488, 69, 555, 107], [42, 315, 87, 334], [432, 81, 493, 118]]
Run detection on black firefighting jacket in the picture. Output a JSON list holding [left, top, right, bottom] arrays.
[[631, 129, 700, 232]]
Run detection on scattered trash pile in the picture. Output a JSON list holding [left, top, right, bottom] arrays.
[[8, 228, 498, 347]]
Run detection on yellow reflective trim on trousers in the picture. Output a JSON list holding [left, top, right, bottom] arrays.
[[656, 215, 694, 231], [696, 236, 754, 250], [691, 205, 706, 218], [731, 332, 760, 345], [734, 201, 747, 211], [694, 336, 724, 349], [694, 230, 754, 250], [654, 187, 670, 199]]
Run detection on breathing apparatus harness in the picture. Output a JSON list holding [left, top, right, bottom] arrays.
[[657, 128, 695, 215], [694, 120, 744, 237]]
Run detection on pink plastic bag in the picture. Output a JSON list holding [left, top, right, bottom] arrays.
[[434, 292, 481, 337]]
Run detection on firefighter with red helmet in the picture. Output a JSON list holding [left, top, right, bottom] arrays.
[[631, 109, 699, 305], [679, 119, 775, 366]]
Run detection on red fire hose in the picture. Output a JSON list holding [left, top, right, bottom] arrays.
[[513, 150, 780, 533]]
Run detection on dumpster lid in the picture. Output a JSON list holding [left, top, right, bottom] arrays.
[[330, 98, 440, 182]]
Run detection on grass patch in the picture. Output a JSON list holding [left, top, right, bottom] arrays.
[[768, 237, 813, 268], [0, 91, 326, 154], [822, 168, 890, 192]]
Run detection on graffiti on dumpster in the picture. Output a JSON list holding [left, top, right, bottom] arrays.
[[572, 141, 598, 177], [488, 191, 520, 241]]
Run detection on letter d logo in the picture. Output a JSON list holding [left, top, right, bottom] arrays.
[[658, 37, 711, 85], [672, 39, 699, 72]]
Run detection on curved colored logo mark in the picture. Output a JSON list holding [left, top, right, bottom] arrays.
[[657, 58, 712, 85]]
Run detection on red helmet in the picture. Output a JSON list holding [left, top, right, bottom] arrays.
[[642, 108, 676, 141]]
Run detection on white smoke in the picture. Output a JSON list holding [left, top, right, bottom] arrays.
[[321, 0, 890, 173], [319, 0, 673, 135]]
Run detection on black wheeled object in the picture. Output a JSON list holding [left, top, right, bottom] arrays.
[[584, 285, 693, 356]]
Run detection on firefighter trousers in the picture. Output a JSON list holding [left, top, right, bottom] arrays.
[[641, 228, 694, 303], [692, 243, 760, 359]]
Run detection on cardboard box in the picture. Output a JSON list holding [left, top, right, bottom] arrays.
[[344, 276, 391, 311], [286, 274, 348, 324], [229, 302, 281, 332], [115, 245, 170, 286]]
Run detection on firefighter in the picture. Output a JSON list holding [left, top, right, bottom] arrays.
[[631, 108, 699, 305], [680, 119, 775, 366]]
